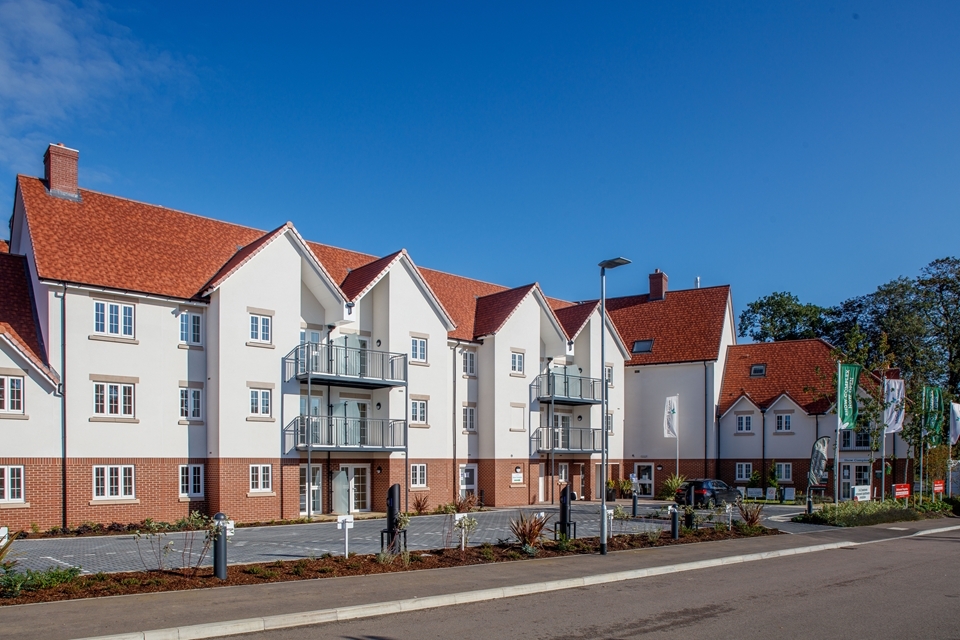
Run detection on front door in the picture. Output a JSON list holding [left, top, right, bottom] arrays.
[[299, 464, 322, 516], [634, 463, 654, 498], [538, 463, 546, 502], [841, 463, 852, 500], [459, 463, 477, 499], [553, 414, 571, 449], [334, 465, 370, 513]]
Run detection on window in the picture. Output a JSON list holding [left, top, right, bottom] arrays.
[[631, 340, 653, 354], [249, 314, 271, 343], [180, 313, 202, 344], [411, 400, 427, 424], [605, 413, 614, 433], [511, 352, 524, 374], [180, 388, 202, 419], [750, 364, 766, 377], [463, 406, 476, 431], [558, 463, 569, 483], [93, 383, 135, 417], [463, 351, 476, 375], [93, 465, 135, 499], [736, 415, 752, 432], [605, 366, 614, 386], [0, 466, 24, 503], [249, 464, 272, 492], [736, 462, 752, 482], [776, 414, 791, 431], [842, 430, 871, 449], [0, 376, 23, 413], [775, 462, 793, 482], [179, 464, 204, 498], [94, 301, 135, 338], [250, 389, 271, 416], [411, 338, 427, 363], [411, 463, 427, 488]]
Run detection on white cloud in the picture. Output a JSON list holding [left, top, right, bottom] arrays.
[[0, 0, 189, 171]]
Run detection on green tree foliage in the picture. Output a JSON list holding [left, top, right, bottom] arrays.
[[737, 292, 828, 342]]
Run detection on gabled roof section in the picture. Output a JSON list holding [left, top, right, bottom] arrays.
[[340, 251, 403, 300], [306, 242, 378, 285], [474, 284, 537, 338], [718, 339, 837, 416], [0, 253, 57, 383], [555, 301, 598, 341], [420, 269, 509, 341], [607, 285, 731, 366], [201, 223, 291, 294]]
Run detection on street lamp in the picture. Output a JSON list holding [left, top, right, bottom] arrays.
[[599, 256, 630, 555]]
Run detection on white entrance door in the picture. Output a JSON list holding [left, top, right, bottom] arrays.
[[337, 465, 369, 513], [538, 463, 546, 502], [553, 414, 571, 449], [634, 463, 654, 498], [459, 463, 477, 499], [299, 464, 322, 516], [841, 463, 852, 500]]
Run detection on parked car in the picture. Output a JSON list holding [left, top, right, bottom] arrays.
[[674, 479, 741, 507]]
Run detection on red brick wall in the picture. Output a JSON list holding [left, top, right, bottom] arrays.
[[0, 457, 62, 531], [44, 144, 78, 196]]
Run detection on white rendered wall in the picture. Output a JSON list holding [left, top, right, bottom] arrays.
[[0, 343, 60, 457]]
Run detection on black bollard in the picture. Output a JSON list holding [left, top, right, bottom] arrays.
[[213, 512, 227, 580], [632, 489, 638, 518], [671, 508, 679, 539], [559, 485, 572, 538], [386, 483, 401, 553]]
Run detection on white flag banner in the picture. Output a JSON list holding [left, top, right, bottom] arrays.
[[664, 395, 679, 439], [883, 379, 905, 434], [950, 402, 960, 446]]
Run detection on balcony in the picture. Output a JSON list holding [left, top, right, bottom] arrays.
[[535, 372, 603, 405], [284, 342, 407, 389], [534, 427, 603, 453], [292, 416, 406, 452]]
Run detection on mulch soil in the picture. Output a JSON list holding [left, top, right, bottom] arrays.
[[1, 525, 778, 606]]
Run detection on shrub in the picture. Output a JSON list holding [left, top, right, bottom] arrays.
[[509, 511, 550, 547], [412, 493, 430, 515], [793, 500, 921, 527], [656, 473, 687, 500], [737, 501, 764, 527], [454, 492, 478, 513], [375, 552, 396, 565], [1, 566, 82, 598]]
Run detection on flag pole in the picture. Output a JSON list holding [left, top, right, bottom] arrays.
[[676, 394, 680, 477], [834, 360, 840, 505]]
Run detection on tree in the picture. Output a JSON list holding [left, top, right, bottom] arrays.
[[917, 258, 960, 398], [738, 292, 828, 342]]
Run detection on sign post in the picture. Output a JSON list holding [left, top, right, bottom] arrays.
[[894, 483, 910, 506], [851, 485, 871, 502], [337, 514, 354, 557], [933, 479, 945, 500]]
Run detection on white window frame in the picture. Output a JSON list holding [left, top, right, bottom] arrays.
[[249, 388, 271, 416], [94, 301, 135, 338], [180, 312, 202, 345], [736, 462, 752, 482], [249, 464, 272, 492], [249, 314, 272, 344], [411, 400, 427, 424], [737, 415, 752, 432], [776, 414, 791, 431], [411, 338, 427, 363], [411, 463, 427, 488], [558, 463, 569, 483], [180, 388, 202, 420], [605, 412, 614, 434], [775, 462, 793, 482], [463, 350, 476, 375], [0, 375, 24, 413], [93, 465, 135, 499], [179, 464, 204, 498], [463, 406, 476, 431], [93, 382, 135, 417], [605, 365, 614, 386], [0, 465, 24, 503], [511, 352, 524, 374]]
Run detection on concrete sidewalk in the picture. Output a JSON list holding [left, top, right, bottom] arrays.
[[3, 519, 954, 640]]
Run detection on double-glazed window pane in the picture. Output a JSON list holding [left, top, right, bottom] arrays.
[[0, 466, 24, 502], [95, 302, 105, 333], [96, 302, 134, 337], [180, 389, 202, 418], [94, 383, 134, 416], [0, 376, 23, 412], [180, 313, 202, 344], [250, 389, 270, 415], [463, 351, 475, 375], [93, 465, 135, 498], [250, 464, 271, 491], [411, 338, 427, 362], [411, 464, 427, 487], [463, 407, 475, 430], [250, 315, 271, 342], [511, 352, 524, 373], [412, 400, 427, 423], [180, 464, 203, 497]]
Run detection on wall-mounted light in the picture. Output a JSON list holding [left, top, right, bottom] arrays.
[[656, 465, 663, 471], [376, 466, 382, 474], [376, 339, 381, 347], [577, 415, 583, 422], [514, 466, 522, 474], [376, 403, 381, 410]]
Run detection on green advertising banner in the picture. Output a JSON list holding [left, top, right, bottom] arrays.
[[837, 363, 862, 430], [923, 386, 945, 446]]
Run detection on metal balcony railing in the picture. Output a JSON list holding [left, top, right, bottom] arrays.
[[292, 416, 406, 450], [284, 342, 407, 388], [534, 427, 603, 452], [534, 373, 603, 404]]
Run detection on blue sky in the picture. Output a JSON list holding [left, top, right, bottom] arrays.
[[2, 1, 959, 317]]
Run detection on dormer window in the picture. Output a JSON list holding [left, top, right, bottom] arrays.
[[632, 340, 653, 354], [750, 364, 766, 377]]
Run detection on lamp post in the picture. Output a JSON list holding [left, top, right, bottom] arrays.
[[599, 256, 630, 555]]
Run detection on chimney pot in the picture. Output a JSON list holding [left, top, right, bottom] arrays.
[[43, 143, 80, 200], [649, 269, 668, 301]]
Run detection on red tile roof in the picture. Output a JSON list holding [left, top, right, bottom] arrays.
[[718, 339, 838, 415], [306, 241, 379, 285], [605, 286, 731, 366], [420, 269, 509, 341], [473, 284, 538, 338], [0, 252, 55, 380], [201, 223, 291, 294], [0, 240, 8, 253], [555, 302, 598, 340], [340, 250, 403, 301]]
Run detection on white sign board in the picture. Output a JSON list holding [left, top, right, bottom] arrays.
[[337, 514, 355, 529], [765, 487, 777, 501], [783, 488, 796, 501], [511, 472, 523, 484], [0, 526, 7, 546], [746, 488, 763, 499], [852, 485, 871, 502], [225, 520, 236, 537]]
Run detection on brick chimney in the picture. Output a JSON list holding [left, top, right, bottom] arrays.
[[44, 143, 79, 200], [649, 269, 668, 301]]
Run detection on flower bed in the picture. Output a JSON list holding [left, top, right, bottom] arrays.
[[791, 499, 953, 527], [1, 524, 778, 605]]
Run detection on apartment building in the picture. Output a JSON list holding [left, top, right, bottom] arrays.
[[0, 144, 629, 529], [718, 339, 909, 499]]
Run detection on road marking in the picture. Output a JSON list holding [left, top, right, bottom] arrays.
[[887, 527, 908, 531]]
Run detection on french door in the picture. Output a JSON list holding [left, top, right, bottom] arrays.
[[299, 464, 322, 516]]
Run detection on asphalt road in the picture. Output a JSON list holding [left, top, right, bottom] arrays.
[[251, 527, 960, 640]]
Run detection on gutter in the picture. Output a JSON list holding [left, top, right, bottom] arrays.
[[42, 280, 208, 308], [58, 282, 67, 529]]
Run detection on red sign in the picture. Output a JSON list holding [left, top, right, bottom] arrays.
[[934, 480, 945, 494], [894, 484, 911, 499]]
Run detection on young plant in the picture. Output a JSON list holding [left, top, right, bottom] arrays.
[[737, 500, 764, 527], [509, 511, 551, 548], [412, 493, 430, 515], [657, 473, 687, 499]]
